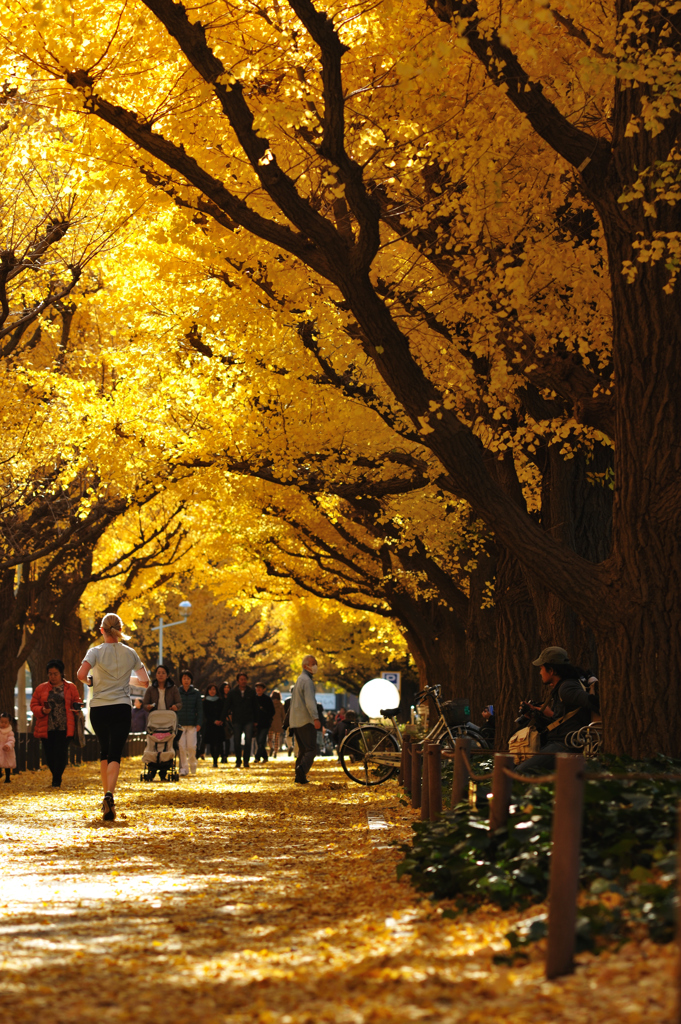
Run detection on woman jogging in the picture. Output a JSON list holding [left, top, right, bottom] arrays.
[[78, 613, 149, 821]]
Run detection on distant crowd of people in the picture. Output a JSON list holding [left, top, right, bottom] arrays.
[[7, 613, 350, 820]]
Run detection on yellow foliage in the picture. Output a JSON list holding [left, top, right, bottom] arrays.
[[0, 759, 674, 1023]]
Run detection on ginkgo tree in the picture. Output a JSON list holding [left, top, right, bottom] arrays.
[[3, 0, 680, 752]]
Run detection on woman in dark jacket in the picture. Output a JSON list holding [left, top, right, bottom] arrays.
[[143, 665, 182, 714], [220, 682, 233, 762], [202, 685, 225, 768]]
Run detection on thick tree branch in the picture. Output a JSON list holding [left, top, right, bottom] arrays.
[[66, 69, 332, 278], [426, 0, 612, 190]]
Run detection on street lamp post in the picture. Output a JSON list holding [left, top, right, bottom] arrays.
[[152, 600, 192, 665]]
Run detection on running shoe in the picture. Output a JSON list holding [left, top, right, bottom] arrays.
[[102, 792, 116, 821]]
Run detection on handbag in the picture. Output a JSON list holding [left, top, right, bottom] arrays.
[[508, 698, 582, 764], [508, 693, 553, 764], [70, 711, 86, 748], [508, 723, 542, 763]]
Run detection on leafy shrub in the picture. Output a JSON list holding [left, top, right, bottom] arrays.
[[397, 754, 680, 943]]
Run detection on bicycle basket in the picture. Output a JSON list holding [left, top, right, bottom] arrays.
[[441, 699, 471, 726]]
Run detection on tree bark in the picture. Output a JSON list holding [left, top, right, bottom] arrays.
[[493, 544, 541, 746], [464, 551, 497, 725], [0, 569, 29, 714], [391, 593, 468, 702]]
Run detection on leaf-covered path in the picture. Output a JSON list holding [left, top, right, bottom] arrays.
[[0, 759, 673, 1023]]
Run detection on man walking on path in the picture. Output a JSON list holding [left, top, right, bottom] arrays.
[[254, 683, 274, 763], [289, 656, 321, 785], [226, 673, 257, 768], [177, 671, 203, 776]]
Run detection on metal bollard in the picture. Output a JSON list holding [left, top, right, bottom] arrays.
[[546, 753, 585, 979], [489, 753, 514, 831], [402, 737, 412, 794], [399, 735, 410, 788], [420, 743, 431, 821], [428, 744, 442, 821], [411, 747, 422, 809], [450, 736, 473, 808]]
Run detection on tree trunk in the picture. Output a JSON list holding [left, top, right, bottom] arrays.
[[465, 552, 497, 725], [0, 569, 28, 714], [391, 593, 468, 702], [63, 610, 89, 695], [526, 443, 614, 672], [494, 545, 541, 746], [593, 237, 681, 757]]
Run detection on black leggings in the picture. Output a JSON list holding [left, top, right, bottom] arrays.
[[42, 730, 69, 786], [90, 704, 132, 764]]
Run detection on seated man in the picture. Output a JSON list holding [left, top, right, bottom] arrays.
[[515, 647, 599, 775]]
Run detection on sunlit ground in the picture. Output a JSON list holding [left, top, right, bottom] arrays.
[[0, 756, 673, 1023]]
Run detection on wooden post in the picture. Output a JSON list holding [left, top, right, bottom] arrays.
[[546, 753, 585, 980], [450, 736, 472, 808], [489, 753, 514, 831], [420, 742, 431, 821], [411, 746, 422, 809], [428, 744, 442, 821]]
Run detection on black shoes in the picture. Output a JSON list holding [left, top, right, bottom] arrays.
[[294, 777, 308, 785], [102, 792, 116, 821]]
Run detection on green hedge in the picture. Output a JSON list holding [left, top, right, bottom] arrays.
[[397, 755, 679, 945]]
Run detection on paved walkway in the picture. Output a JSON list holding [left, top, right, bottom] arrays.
[[0, 758, 673, 1023]]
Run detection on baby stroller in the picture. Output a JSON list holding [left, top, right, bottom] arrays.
[[140, 710, 180, 782]]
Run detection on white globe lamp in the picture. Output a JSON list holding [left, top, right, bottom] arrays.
[[359, 677, 400, 719]]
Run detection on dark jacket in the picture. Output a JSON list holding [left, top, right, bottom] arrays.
[[538, 677, 592, 742], [131, 705, 149, 732], [254, 692, 275, 731], [177, 685, 203, 727], [143, 684, 182, 713], [226, 684, 257, 724], [332, 718, 351, 746], [202, 696, 226, 742]]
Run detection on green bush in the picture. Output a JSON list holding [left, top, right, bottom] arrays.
[[397, 754, 679, 943]]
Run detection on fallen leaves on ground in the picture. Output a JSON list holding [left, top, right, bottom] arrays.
[[0, 758, 673, 1023]]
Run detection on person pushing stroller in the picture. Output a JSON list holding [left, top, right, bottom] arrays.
[[142, 710, 180, 782], [141, 668, 182, 782]]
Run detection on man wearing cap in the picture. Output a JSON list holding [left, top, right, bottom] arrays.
[[515, 647, 597, 775]]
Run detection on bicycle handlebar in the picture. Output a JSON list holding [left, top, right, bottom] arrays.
[[414, 685, 442, 704]]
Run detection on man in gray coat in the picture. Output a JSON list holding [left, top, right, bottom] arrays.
[[289, 655, 321, 785]]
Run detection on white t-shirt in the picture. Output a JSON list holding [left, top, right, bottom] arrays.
[[84, 642, 143, 707], [157, 689, 166, 711]]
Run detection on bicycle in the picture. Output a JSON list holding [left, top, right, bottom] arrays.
[[338, 684, 491, 786]]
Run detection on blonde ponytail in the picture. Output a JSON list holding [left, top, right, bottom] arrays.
[[100, 612, 131, 642]]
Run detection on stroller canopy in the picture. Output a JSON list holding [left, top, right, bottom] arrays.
[[146, 710, 178, 734]]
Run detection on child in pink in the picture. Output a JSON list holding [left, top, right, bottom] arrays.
[[0, 714, 16, 782]]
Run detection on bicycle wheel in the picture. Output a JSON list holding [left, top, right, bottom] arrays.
[[339, 725, 400, 786], [440, 725, 491, 751]]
